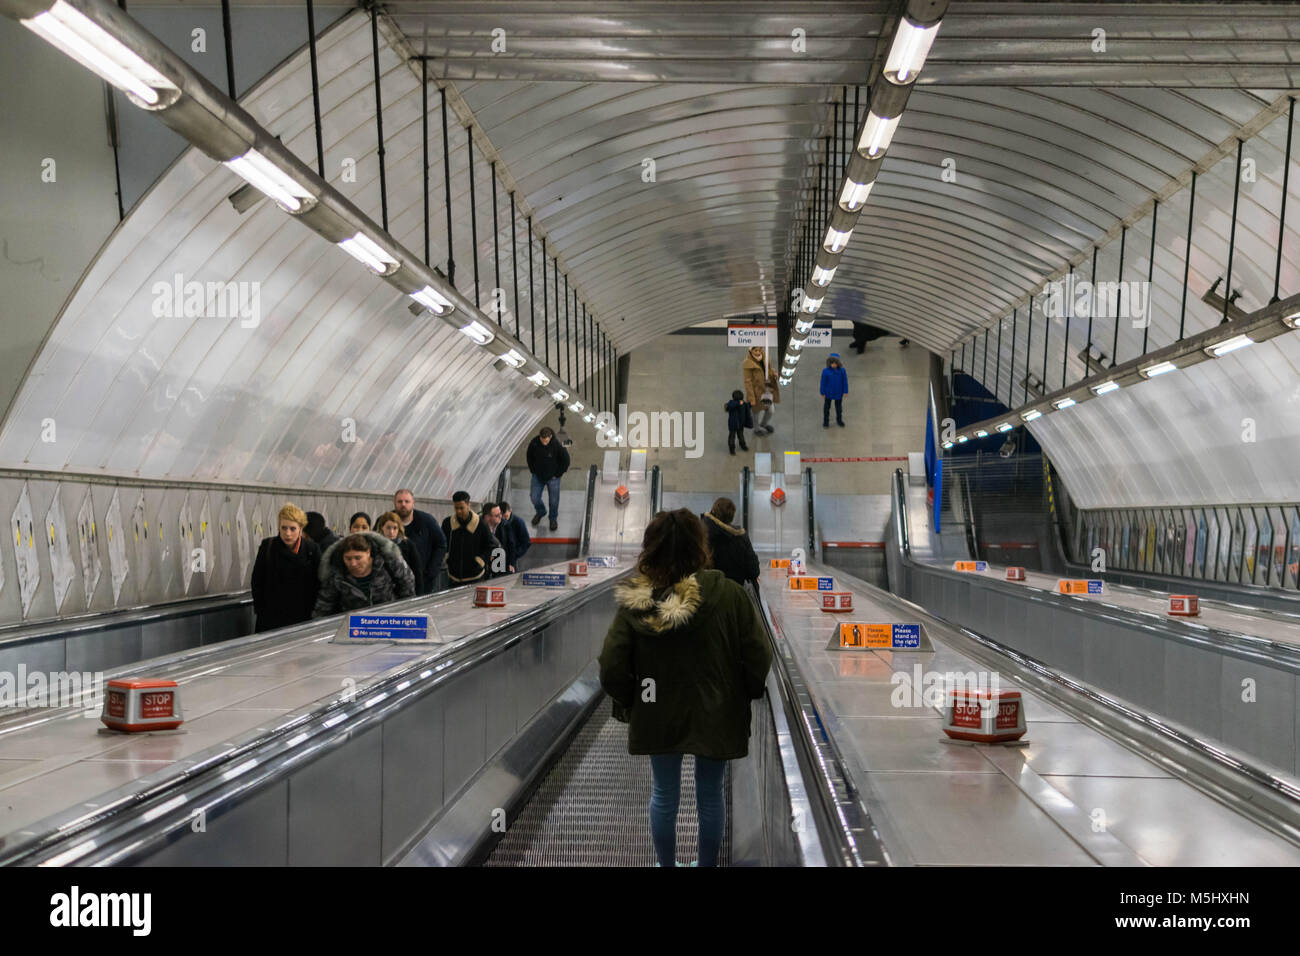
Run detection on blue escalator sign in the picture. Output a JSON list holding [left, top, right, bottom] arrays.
[[348, 614, 429, 640], [817, 576, 834, 590], [892, 623, 921, 648], [522, 571, 567, 587]]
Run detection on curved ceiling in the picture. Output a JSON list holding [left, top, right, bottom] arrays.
[[391, 1, 1299, 355]]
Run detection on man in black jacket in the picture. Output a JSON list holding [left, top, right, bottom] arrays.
[[526, 427, 570, 532], [393, 488, 446, 594], [701, 497, 760, 585], [499, 500, 531, 571], [441, 491, 501, 585]]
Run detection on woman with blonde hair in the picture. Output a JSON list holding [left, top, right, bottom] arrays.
[[250, 503, 322, 632], [598, 509, 772, 867]]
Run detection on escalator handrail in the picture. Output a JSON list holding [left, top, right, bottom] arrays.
[[747, 582, 890, 867], [579, 464, 599, 555], [0, 570, 631, 867], [0, 589, 251, 647]]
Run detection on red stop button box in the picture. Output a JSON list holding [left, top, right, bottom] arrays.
[[1168, 594, 1199, 616], [568, 561, 588, 577], [1006, 567, 1026, 581], [101, 678, 184, 732], [474, 585, 506, 607], [820, 592, 854, 613], [942, 687, 1026, 743], [614, 485, 630, 505]]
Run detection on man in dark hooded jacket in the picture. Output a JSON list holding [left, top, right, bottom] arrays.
[[311, 531, 416, 617], [440, 491, 501, 585], [700, 497, 760, 585]]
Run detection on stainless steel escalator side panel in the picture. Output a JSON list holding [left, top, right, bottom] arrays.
[[0, 570, 628, 867]]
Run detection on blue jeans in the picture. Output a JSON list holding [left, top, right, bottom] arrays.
[[530, 475, 561, 521], [649, 753, 727, 867]]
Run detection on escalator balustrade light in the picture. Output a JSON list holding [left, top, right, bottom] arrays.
[[224, 149, 316, 213], [410, 285, 455, 315], [1139, 360, 1176, 378], [338, 233, 399, 276], [802, 295, 824, 314], [1052, 397, 1076, 410], [857, 112, 900, 158], [811, 264, 837, 286], [837, 179, 873, 212], [996, 422, 1014, 432], [459, 320, 494, 346], [1205, 334, 1253, 357], [1021, 409, 1042, 422], [883, 17, 942, 85], [823, 227, 853, 254], [527, 371, 550, 388], [1090, 380, 1120, 395], [23, 0, 179, 109], [500, 349, 526, 368]]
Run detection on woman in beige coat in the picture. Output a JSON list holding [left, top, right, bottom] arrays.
[[742, 346, 780, 435]]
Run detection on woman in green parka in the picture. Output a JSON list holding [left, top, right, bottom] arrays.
[[598, 509, 772, 867]]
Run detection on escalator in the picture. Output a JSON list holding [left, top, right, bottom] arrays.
[[483, 702, 732, 867]]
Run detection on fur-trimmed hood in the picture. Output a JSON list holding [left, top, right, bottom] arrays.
[[614, 569, 728, 634], [702, 512, 745, 537], [319, 530, 405, 582]]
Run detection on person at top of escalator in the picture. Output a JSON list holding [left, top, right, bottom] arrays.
[[441, 491, 501, 585], [348, 512, 372, 533], [303, 512, 340, 552], [597, 509, 772, 868], [250, 503, 322, 632]]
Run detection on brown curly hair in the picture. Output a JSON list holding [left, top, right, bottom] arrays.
[[636, 509, 712, 590]]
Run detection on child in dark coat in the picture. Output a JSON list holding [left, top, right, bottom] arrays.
[[724, 389, 753, 455]]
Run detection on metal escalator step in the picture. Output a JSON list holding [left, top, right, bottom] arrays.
[[484, 701, 732, 867]]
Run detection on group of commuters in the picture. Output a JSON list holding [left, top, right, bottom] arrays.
[[249, 490, 531, 632]]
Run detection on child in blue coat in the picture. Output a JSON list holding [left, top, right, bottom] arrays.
[[820, 353, 848, 428], [724, 389, 753, 455]]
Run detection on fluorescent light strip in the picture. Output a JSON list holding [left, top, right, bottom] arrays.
[[500, 349, 525, 368], [1021, 409, 1042, 422], [1206, 334, 1253, 357], [410, 285, 455, 315], [1284, 311, 1300, 328], [568, 401, 584, 412], [583, 413, 595, 423], [1140, 360, 1177, 378], [1091, 380, 1120, 395], [527, 371, 550, 388], [811, 264, 837, 286], [459, 320, 494, 345], [975, 429, 988, 438], [1053, 397, 1076, 410], [23, 1, 177, 107], [823, 227, 853, 254], [884, 17, 941, 84], [551, 390, 568, 402], [802, 296, 824, 314], [956, 435, 968, 443], [838, 179, 873, 212], [795, 318, 814, 333], [224, 149, 315, 213], [996, 422, 1013, 433], [942, 440, 953, 449], [857, 112, 900, 157], [338, 233, 399, 275]]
